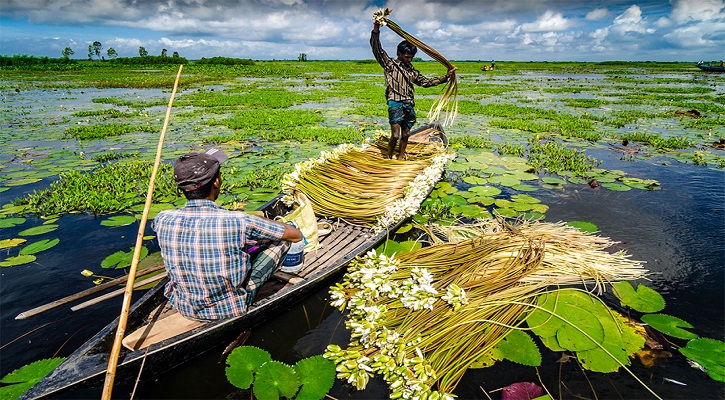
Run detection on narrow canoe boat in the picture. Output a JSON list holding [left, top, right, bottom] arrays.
[[697, 63, 725, 72], [20, 123, 452, 399]]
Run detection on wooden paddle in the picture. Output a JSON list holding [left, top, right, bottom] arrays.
[[14, 264, 165, 320], [101, 64, 183, 400]]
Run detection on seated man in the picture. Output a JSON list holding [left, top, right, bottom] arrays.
[[152, 148, 302, 321]]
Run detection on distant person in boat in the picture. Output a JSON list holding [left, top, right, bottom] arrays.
[[152, 149, 303, 321], [371, 21, 456, 160]]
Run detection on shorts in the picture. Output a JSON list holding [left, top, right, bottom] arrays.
[[387, 100, 416, 129]]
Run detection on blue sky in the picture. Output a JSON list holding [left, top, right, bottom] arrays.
[[0, 0, 723, 62]]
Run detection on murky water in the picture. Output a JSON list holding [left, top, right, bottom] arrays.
[[1, 69, 723, 399]]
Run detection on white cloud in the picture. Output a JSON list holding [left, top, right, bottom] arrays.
[[521, 10, 573, 32], [670, 0, 725, 23], [586, 8, 609, 21]]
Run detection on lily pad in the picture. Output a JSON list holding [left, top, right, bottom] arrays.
[[18, 224, 59, 236], [0, 254, 37, 267], [100, 215, 137, 227], [612, 281, 665, 313], [19, 238, 60, 255], [566, 220, 599, 233], [541, 177, 566, 185], [226, 346, 272, 390], [0, 238, 26, 249], [679, 338, 725, 382], [469, 185, 501, 197], [601, 182, 631, 191], [253, 361, 300, 400], [293, 355, 336, 400], [101, 246, 149, 269], [0, 217, 26, 229], [0, 357, 65, 400], [641, 314, 698, 340]]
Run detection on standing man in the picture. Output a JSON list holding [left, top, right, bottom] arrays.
[[371, 21, 456, 160], [152, 148, 302, 321]]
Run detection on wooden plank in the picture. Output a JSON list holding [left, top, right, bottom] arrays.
[[122, 311, 205, 351]]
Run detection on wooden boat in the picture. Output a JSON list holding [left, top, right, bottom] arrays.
[[20, 123, 450, 399]]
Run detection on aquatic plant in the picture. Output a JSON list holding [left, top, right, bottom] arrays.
[[526, 138, 600, 176], [225, 346, 335, 400], [325, 218, 648, 396]]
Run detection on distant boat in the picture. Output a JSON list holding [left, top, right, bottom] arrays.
[[697, 62, 725, 72]]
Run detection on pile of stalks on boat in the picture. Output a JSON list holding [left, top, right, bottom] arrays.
[[281, 132, 455, 232], [324, 217, 649, 399]]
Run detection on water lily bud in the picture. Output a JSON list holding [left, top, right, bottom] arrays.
[[81, 269, 94, 277]]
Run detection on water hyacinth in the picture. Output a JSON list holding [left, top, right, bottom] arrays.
[[324, 218, 648, 397]]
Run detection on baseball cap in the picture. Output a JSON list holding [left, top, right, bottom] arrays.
[[173, 148, 228, 191]]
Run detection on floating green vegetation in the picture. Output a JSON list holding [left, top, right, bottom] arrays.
[[65, 123, 158, 140], [91, 97, 167, 109], [14, 160, 178, 216], [448, 134, 493, 149], [604, 109, 671, 128], [182, 88, 304, 109], [0, 357, 65, 399], [621, 131, 694, 150], [527, 138, 600, 176], [560, 98, 611, 108], [93, 151, 140, 163], [250, 126, 365, 145], [225, 346, 336, 400], [211, 109, 325, 133], [72, 109, 136, 118]]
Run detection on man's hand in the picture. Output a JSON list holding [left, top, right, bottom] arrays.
[[446, 66, 457, 78]]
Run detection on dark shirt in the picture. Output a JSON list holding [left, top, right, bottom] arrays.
[[370, 30, 448, 102]]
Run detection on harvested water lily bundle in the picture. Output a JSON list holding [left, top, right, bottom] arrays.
[[281, 139, 454, 231], [324, 218, 649, 399]]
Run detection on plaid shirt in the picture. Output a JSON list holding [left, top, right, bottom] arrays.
[[152, 200, 285, 320], [370, 30, 448, 102]]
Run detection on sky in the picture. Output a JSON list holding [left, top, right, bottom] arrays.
[[0, 0, 723, 62]]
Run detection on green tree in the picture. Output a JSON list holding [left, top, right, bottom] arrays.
[[161, 48, 167, 57], [172, 51, 179, 58], [61, 47, 74, 60], [298, 53, 307, 62], [139, 46, 148, 57], [87, 45, 93, 61], [92, 41, 103, 59], [106, 48, 118, 59]]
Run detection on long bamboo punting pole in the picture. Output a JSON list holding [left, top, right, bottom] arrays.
[[101, 65, 183, 400]]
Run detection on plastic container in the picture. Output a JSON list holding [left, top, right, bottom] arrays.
[[281, 240, 304, 273]]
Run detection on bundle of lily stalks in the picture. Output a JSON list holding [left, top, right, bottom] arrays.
[[324, 218, 647, 399], [282, 133, 454, 231]]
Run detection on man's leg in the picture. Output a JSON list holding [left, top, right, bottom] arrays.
[[398, 124, 410, 160], [244, 241, 290, 305], [388, 123, 401, 159]]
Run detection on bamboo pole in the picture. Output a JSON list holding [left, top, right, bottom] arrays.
[[101, 64, 183, 400], [14, 264, 165, 320]]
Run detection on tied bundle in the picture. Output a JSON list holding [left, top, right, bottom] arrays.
[[373, 8, 458, 127]]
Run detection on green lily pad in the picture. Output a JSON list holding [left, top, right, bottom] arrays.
[[18, 224, 59, 236], [226, 346, 273, 390], [612, 281, 665, 313], [679, 338, 725, 382], [601, 182, 631, 191], [510, 194, 541, 204], [541, 177, 566, 185], [568, 176, 589, 185], [253, 361, 300, 400], [101, 246, 149, 269], [395, 223, 413, 234], [101, 215, 137, 227], [0, 217, 26, 229], [566, 220, 599, 233], [20, 238, 60, 255], [641, 314, 698, 340], [294, 355, 336, 400], [0, 357, 65, 399], [469, 185, 501, 197], [0, 254, 37, 267], [491, 329, 542, 367], [511, 183, 538, 192], [489, 175, 521, 187], [451, 204, 490, 218], [440, 194, 467, 207], [5, 177, 42, 187], [463, 176, 487, 185]]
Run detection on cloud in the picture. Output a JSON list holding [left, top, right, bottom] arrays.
[[670, 0, 725, 23], [520, 10, 574, 32], [585, 8, 609, 21]]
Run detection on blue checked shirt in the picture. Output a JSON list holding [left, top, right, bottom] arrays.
[[152, 200, 285, 320]]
